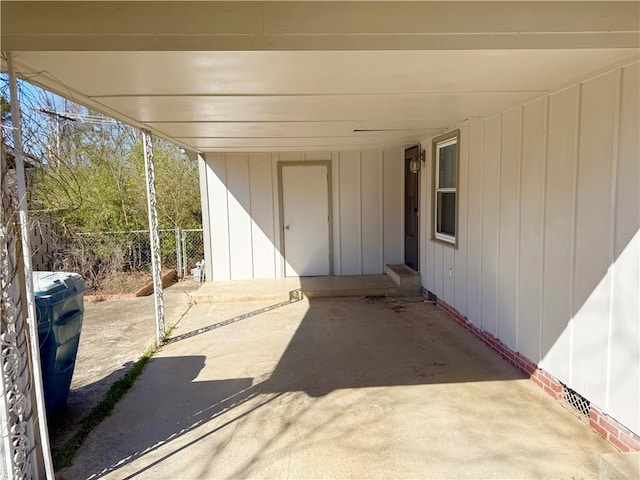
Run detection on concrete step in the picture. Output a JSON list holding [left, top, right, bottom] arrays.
[[193, 274, 420, 304], [385, 264, 421, 288], [600, 452, 640, 480]]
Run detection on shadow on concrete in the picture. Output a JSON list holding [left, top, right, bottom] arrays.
[[60, 295, 532, 479], [165, 299, 295, 346], [48, 361, 134, 453]]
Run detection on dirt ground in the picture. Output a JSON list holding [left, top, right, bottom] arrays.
[[47, 279, 202, 455], [87, 271, 151, 295]]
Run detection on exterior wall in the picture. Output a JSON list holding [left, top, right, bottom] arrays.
[[203, 149, 404, 280], [197, 152, 214, 281], [421, 61, 640, 437]]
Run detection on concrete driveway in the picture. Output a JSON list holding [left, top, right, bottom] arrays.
[[48, 280, 201, 454], [59, 296, 614, 479]]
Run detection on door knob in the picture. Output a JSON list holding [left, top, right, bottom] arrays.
[[285, 225, 290, 230]]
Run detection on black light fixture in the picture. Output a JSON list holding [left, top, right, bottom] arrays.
[[409, 145, 425, 174]]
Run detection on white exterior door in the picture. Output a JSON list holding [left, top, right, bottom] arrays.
[[281, 164, 330, 277]]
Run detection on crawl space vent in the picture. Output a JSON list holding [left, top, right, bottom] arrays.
[[561, 384, 591, 418]]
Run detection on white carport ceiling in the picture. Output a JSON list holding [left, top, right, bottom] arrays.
[[3, 1, 639, 153]]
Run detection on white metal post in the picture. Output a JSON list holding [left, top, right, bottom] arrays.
[[5, 51, 55, 479], [142, 130, 165, 343]]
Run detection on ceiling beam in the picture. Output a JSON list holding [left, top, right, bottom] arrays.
[[3, 1, 638, 51]]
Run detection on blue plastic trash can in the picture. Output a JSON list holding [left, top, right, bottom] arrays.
[[33, 272, 86, 416]]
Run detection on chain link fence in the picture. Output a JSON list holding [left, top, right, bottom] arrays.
[[176, 228, 205, 278], [49, 227, 204, 292]]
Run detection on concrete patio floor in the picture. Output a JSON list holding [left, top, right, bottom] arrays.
[[58, 296, 614, 479], [48, 280, 201, 454]]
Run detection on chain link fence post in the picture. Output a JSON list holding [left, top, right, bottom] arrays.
[[181, 229, 205, 280], [175, 227, 182, 279], [181, 230, 188, 278], [4, 51, 54, 479]]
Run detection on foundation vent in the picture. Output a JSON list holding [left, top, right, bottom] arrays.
[[561, 384, 591, 418]]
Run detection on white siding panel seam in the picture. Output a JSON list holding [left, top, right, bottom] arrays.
[[515, 106, 524, 351], [272, 155, 283, 277], [568, 84, 583, 385], [604, 68, 624, 412], [498, 114, 507, 342], [400, 151, 406, 268], [425, 143, 435, 291], [270, 154, 278, 277], [453, 244, 456, 308], [223, 156, 233, 278], [198, 155, 213, 281], [463, 130, 470, 316], [497, 116, 503, 339], [419, 151, 424, 282], [539, 97, 550, 363], [337, 154, 343, 274], [478, 124, 485, 328], [247, 156, 255, 279], [359, 153, 363, 275], [420, 146, 428, 286], [380, 154, 385, 272]]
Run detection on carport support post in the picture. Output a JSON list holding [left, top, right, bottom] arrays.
[[3, 51, 55, 479], [142, 130, 165, 344]]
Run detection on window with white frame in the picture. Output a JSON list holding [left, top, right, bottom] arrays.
[[433, 131, 459, 246]]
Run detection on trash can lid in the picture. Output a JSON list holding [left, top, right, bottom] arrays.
[[33, 271, 86, 298]]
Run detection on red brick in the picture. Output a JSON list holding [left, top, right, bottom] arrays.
[[542, 385, 559, 399], [531, 375, 545, 389], [590, 407, 602, 423], [599, 418, 621, 438], [608, 434, 631, 453], [543, 385, 561, 399], [540, 373, 562, 392], [619, 432, 640, 452], [548, 382, 563, 393], [521, 362, 536, 376], [590, 418, 609, 439], [535, 372, 551, 388]]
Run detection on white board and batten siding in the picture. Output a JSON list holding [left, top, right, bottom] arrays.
[[422, 62, 640, 436], [203, 149, 404, 280]]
